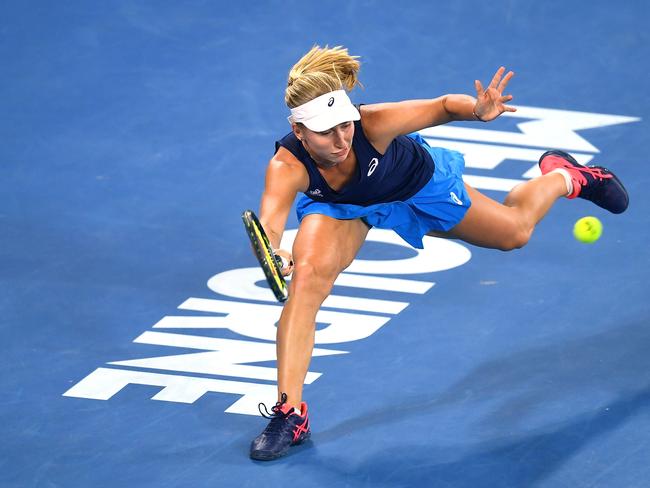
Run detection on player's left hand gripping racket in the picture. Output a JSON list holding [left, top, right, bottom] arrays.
[[242, 210, 289, 302]]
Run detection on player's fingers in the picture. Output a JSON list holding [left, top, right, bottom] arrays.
[[282, 258, 294, 276], [278, 255, 292, 268], [475, 79, 484, 97], [497, 70, 514, 92], [273, 249, 293, 271], [489, 66, 505, 89]]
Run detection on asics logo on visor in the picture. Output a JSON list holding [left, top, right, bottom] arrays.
[[287, 90, 359, 130]]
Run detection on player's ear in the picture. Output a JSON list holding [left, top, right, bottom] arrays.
[[292, 122, 304, 142]]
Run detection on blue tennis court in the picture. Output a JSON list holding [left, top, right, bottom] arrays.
[[2, 1, 649, 486]]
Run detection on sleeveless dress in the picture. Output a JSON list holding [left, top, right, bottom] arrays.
[[275, 120, 471, 249]]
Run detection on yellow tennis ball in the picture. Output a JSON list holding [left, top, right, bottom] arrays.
[[573, 216, 602, 243]]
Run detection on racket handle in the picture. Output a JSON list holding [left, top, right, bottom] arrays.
[[274, 254, 293, 269]]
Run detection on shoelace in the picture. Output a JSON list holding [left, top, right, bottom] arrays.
[[545, 155, 612, 186], [258, 392, 291, 420], [257, 393, 296, 439], [574, 165, 612, 181], [549, 160, 612, 197], [571, 166, 613, 198]]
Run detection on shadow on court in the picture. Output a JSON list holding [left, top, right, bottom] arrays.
[[305, 387, 650, 488], [296, 320, 650, 485], [317, 319, 650, 441]]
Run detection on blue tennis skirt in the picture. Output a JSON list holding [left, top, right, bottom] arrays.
[[296, 136, 471, 249]]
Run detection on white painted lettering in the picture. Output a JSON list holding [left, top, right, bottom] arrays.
[[171, 297, 392, 345], [108, 331, 347, 383], [282, 229, 471, 275], [63, 105, 639, 416], [420, 105, 639, 152], [63, 367, 277, 415]]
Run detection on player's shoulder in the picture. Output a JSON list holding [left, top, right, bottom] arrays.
[[268, 147, 309, 192], [271, 146, 304, 171], [357, 103, 395, 154], [358, 102, 392, 118]]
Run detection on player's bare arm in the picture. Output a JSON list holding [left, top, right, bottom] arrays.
[[259, 148, 309, 273], [360, 67, 516, 153]]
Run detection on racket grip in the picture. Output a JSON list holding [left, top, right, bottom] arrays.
[[274, 254, 292, 269]]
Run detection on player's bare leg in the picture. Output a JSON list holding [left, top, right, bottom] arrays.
[[443, 173, 567, 249], [277, 214, 369, 408], [437, 149, 629, 248]]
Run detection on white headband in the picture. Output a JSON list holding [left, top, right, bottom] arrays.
[[288, 90, 360, 132]]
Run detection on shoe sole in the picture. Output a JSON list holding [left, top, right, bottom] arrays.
[[249, 432, 311, 461], [539, 149, 579, 167]]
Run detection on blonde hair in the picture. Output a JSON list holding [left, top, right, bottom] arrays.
[[285, 45, 361, 108]]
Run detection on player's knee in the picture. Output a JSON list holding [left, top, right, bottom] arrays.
[[499, 227, 531, 251], [291, 260, 338, 296]]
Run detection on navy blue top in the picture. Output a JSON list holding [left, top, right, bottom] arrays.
[[274, 119, 435, 206]]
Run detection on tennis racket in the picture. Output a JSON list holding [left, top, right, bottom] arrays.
[[242, 210, 289, 302]]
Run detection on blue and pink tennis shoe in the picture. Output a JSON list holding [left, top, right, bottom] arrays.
[[250, 393, 311, 461], [538, 150, 629, 214]]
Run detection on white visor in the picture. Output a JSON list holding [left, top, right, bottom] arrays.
[[288, 90, 360, 132]]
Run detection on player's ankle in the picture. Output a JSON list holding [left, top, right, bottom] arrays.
[[548, 168, 573, 196]]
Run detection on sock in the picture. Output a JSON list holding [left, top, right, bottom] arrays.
[[549, 168, 573, 196]]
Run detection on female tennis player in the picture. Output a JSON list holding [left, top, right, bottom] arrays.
[[249, 46, 628, 461]]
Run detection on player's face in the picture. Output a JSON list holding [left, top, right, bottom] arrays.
[[297, 121, 355, 167]]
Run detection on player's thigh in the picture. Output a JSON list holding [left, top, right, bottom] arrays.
[[292, 214, 369, 274], [443, 184, 526, 250]]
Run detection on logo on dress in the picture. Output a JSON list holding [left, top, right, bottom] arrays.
[[328, 97, 335, 107], [309, 189, 323, 197], [367, 158, 379, 176], [450, 191, 463, 205]]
